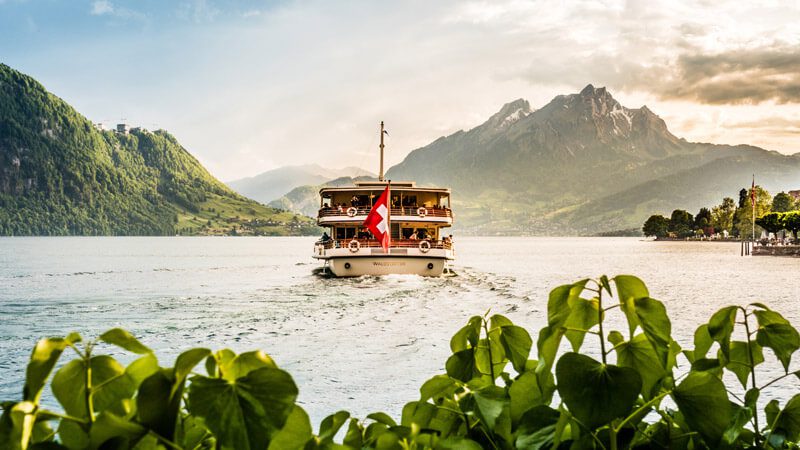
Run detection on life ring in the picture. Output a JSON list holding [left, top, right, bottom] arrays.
[[346, 207, 358, 217], [419, 240, 431, 253], [348, 239, 360, 253], [417, 207, 427, 217]]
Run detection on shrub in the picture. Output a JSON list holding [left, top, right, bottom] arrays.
[[1, 275, 799, 449]]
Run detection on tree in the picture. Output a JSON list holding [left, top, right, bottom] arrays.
[[771, 191, 794, 212], [711, 197, 736, 233], [669, 209, 694, 238], [755, 212, 784, 237], [783, 211, 800, 242], [734, 185, 772, 238], [642, 214, 669, 238], [738, 188, 748, 208], [695, 207, 712, 231]]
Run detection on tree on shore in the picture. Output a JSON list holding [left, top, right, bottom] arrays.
[[734, 185, 772, 238], [669, 209, 694, 238], [711, 197, 735, 234], [755, 212, 784, 237], [642, 214, 669, 237], [694, 207, 712, 233], [772, 191, 794, 212], [783, 211, 800, 241]]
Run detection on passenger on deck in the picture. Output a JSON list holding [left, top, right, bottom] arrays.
[[321, 232, 331, 241], [409, 230, 418, 240], [351, 195, 359, 207]]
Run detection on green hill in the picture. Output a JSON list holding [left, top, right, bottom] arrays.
[[0, 63, 317, 236]]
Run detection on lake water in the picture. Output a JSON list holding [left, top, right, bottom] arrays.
[[1, 237, 799, 424]]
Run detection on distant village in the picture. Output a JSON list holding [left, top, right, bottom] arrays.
[[93, 122, 148, 135]]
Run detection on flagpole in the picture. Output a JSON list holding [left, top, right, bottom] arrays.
[[752, 174, 755, 244], [386, 180, 391, 251], [379, 121, 385, 182]]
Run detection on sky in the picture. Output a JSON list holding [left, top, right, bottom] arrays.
[[1, 0, 800, 181]]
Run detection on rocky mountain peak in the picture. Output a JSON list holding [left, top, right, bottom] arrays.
[[486, 98, 532, 130]]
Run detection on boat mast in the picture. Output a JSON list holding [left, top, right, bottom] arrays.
[[379, 121, 385, 182]]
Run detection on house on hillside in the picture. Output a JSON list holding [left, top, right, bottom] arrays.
[[116, 123, 129, 134]]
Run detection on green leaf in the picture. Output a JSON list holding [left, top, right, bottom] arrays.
[[171, 348, 211, 398], [24, 338, 67, 403], [52, 356, 133, 418], [726, 341, 764, 388], [318, 410, 350, 443], [342, 419, 364, 449], [365, 412, 396, 427], [707, 306, 737, 359], [472, 387, 508, 431], [613, 275, 649, 337], [266, 406, 312, 450], [220, 350, 277, 382], [535, 326, 563, 373], [723, 406, 753, 445], [489, 314, 514, 329], [445, 349, 475, 382], [0, 401, 35, 450], [514, 405, 560, 450], [89, 411, 146, 449], [671, 371, 732, 447], [187, 367, 299, 450], [509, 370, 553, 423], [633, 297, 672, 368], [125, 353, 159, 387], [608, 331, 624, 346], [56, 419, 89, 449], [555, 352, 641, 429], [137, 369, 182, 440], [613, 334, 667, 399], [474, 337, 506, 379], [693, 324, 713, 360], [563, 296, 600, 351], [450, 316, 482, 352], [498, 325, 532, 374], [436, 436, 483, 449], [771, 394, 800, 442], [754, 310, 800, 371], [419, 375, 459, 402], [99, 329, 152, 354]]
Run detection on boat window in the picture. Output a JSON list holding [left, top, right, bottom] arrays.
[[335, 227, 356, 239], [401, 195, 417, 207], [439, 195, 450, 208], [321, 197, 331, 208], [390, 223, 400, 239]]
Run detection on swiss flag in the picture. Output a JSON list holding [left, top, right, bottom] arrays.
[[364, 185, 391, 252]]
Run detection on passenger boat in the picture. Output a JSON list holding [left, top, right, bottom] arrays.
[[313, 122, 455, 276]]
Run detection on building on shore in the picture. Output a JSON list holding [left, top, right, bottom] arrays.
[[116, 123, 129, 134]]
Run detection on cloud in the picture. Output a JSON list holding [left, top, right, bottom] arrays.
[[90, 0, 113, 15]]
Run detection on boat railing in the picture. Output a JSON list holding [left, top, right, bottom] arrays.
[[318, 206, 452, 218], [316, 238, 453, 250]]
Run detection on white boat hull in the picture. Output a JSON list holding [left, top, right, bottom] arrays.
[[313, 244, 454, 277]]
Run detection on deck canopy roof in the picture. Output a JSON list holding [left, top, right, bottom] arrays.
[[319, 181, 450, 196]]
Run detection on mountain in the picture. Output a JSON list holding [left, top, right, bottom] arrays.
[[227, 165, 375, 204], [0, 64, 318, 236], [268, 175, 377, 217], [382, 84, 800, 234]]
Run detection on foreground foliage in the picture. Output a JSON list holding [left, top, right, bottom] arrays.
[[2, 275, 800, 449]]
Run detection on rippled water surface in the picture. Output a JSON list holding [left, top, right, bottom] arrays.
[[1, 237, 799, 423]]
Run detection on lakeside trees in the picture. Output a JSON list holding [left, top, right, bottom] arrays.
[[643, 187, 800, 239], [2, 275, 799, 449]]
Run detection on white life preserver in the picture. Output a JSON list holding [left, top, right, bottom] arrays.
[[419, 240, 431, 253], [346, 207, 358, 217], [417, 207, 428, 218], [348, 239, 360, 253]]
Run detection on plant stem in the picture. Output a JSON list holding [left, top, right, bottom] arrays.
[[614, 390, 670, 433], [483, 319, 496, 381], [741, 308, 761, 445], [760, 371, 798, 390], [84, 344, 94, 424], [598, 288, 607, 365]]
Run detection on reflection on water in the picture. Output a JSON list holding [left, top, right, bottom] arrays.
[[1, 236, 798, 423]]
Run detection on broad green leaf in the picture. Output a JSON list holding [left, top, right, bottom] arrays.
[[419, 375, 459, 402], [707, 306, 737, 358], [613, 275, 649, 337], [1, 401, 35, 450], [754, 310, 800, 371], [613, 334, 667, 399], [57, 419, 89, 449], [99, 329, 152, 354], [318, 411, 351, 443], [509, 370, 553, 423], [608, 331, 624, 346], [342, 419, 364, 449], [771, 394, 800, 442], [474, 337, 506, 379], [722, 405, 753, 445], [472, 387, 508, 431], [499, 325, 532, 374], [555, 352, 641, 429], [445, 349, 475, 382], [89, 411, 146, 449], [690, 358, 723, 376], [125, 353, 159, 387], [535, 326, 563, 373], [52, 355, 133, 418], [693, 324, 713, 360], [436, 436, 483, 449], [171, 348, 211, 398], [187, 367, 299, 450], [366, 412, 396, 427], [137, 369, 182, 440], [672, 371, 731, 447], [24, 337, 67, 403], [514, 405, 560, 450], [489, 314, 514, 329], [634, 297, 671, 367], [220, 350, 277, 382], [726, 341, 764, 388], [181, 415, 214, 450], [563, 296, 600, 351], [450, 316, 482, 352], [266, 406, 312, 450], [547, 283, 574, 328]]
